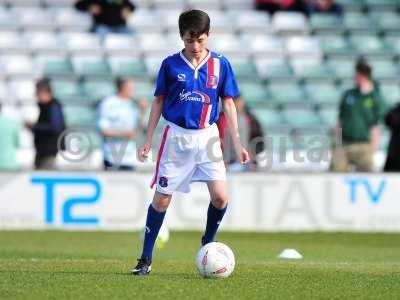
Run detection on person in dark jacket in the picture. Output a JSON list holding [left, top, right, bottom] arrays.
[[26, 78, 66, 170], [384, 103, 400, 172], [75, 0, 135, 37]]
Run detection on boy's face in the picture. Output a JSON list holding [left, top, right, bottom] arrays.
[[181, 32, 209, 59]]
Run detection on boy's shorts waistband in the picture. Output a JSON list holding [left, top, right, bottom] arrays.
[[166, 121, 217, 134]]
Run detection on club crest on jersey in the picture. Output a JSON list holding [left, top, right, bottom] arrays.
[[207, 58, 220, 89], [159, 176, 168, 188], [177, 73, 186, 81], [179, 90, 210, 104]]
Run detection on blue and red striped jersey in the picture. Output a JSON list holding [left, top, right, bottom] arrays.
[[154, 50, 240, 129]]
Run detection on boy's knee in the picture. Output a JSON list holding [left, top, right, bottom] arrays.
[[211, 195, 228, 209], [152, 192, 171, 212]]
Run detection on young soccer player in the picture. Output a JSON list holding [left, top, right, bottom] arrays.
[[131, 9, 250, 276]]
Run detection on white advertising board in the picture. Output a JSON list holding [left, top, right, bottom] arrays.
[[0, 172, 399, 231]]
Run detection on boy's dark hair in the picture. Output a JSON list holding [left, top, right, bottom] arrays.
[[178, 10, 210, 38], [355, 57, 372, 79], [36, 77, 52, 94], [116, 77, 129, 92]]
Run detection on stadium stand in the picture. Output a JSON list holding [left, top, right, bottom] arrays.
[[0, 0, 397, 171]]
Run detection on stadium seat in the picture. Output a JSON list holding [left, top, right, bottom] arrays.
[[231, 10, 270, 34], [43, 0, 76, 7], [368, 60, 399, 80], [244, 34, 285, 59], [317, 34, 353, 56], [0, 8, 18, 31], [343, 12, 377, 33], [15, 8, 56, 31], [144, 56, 164, 78], [286, 36, 322, 59], [319, 107, 338, 128], [187, 0, 222, 11], [310, 14, 344, 34], [252, 108, 285, 129], [0, 81, 13, 104], [349, 35, 392, 58], [254, 58, 293, 80], [291, 59, 333, 80], [63, 33, 102, 54], [1, 55, 35, 77], [0, 31, 27, 54], [370, 12, 400, 33], [222, 0, 254, 10], [55, 8, 91, 32], [379, 82, 400, 107], [163, 9, 183, 34], [138, 33, 178, 56], [230, 58, 258, 80], [8, 0, 43, 8], [35, 55, 73, 77], [239, 81, 269, 106], [71, 55, 110, 78], [63, 106, 96, 127], [384, 35, 400, 54], [26, 32, 64, 55], [268, 82, 306, 105], [8, 79, 36, 103], [206, 10, 234, 34], [282, 108, 322, 128], [108, 56, 148, 78], [82, 79, 116, 103], [152, 0, 185, 10], [51, 79, 89, 105], [304, 81, 341, 105], [327, 57, 355, 80], [364, 0, 398, 11], [128, 9, 164, 33], [271, 12, 309, 35], [104, 34, 139, 55], [134, 80, 155, 100], [208, 33, 249, 58], [336, 0, 365, 11]]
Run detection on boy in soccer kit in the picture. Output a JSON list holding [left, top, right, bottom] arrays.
[[131, 10, 250, 276]]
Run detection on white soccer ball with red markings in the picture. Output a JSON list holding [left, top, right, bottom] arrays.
[[196, 242, 235, 278]]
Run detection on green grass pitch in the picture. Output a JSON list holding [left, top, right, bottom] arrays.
[[1, 231, 400, 299]]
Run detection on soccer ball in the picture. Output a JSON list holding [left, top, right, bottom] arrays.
[[196, 242, 235, 278], [140, 224, 170, 249]]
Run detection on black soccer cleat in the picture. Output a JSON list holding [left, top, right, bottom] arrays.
[[130, 257, 152, 276]]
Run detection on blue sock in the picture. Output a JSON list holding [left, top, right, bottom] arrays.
[[202, 202, 227, 245], [141, 204, 166, 260]]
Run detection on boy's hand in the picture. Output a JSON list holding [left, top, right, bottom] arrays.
[[234, 143, 250, 164], [137, 141, 151, 162]]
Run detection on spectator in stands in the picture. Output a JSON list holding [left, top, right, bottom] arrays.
[[255, 0, 309, 15], [330, 58, 386, 172], [75, 0, 135, 37], [26, 78, 66, 170], [218, 97, 265, 172], [383, 103, 400, 172], [0, 103, 20, 171], [308, 0, 343, 18], [98, 77, 147, 171]]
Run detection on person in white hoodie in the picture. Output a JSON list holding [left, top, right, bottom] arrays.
[[98, 77, 146, 171]]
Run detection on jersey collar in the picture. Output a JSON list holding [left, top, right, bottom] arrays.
[[179, 50, 211, 79]]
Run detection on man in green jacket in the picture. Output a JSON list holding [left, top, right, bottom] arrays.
[[331, 58, 386, 172], [0, 103, 20, 171]]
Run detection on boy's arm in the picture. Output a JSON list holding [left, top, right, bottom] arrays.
[[137, 96, 164, 162], [222, 98, 250, 164]]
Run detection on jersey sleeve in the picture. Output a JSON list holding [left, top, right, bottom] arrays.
[[219, 58, 240, 99], [154, 60, 168, 97]]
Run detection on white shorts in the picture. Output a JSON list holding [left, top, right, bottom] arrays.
[[150, 121, 226, 194]]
